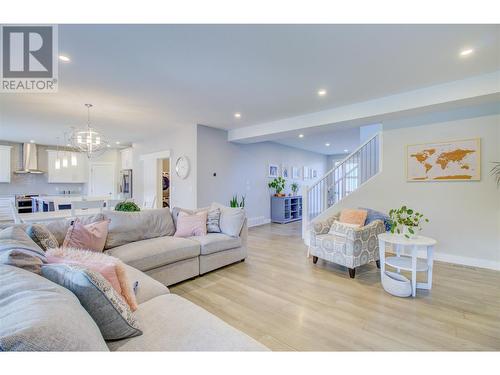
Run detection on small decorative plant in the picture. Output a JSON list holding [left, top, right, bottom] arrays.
[[291, 182, 299, 195], [491, 162, 500, 187], [115, 201, 141, 212], [268, 177, 286, 196], [229, 195, 245, 208], [389, 205, 429, 239]]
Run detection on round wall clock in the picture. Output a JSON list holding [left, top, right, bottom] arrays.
[[175, 156, 190, 179]]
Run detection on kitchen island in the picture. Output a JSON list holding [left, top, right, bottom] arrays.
[[33, 195, 120, 212], [19, 208, 103, 223]]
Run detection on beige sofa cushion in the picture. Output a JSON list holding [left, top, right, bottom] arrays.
[[210, 203, 245, 237], [107, 294, 268, 351], [122, 264, 169, 305], [105, 236, 200, 272], [189, 233, 241, 255], [104, 208, 175, 249]]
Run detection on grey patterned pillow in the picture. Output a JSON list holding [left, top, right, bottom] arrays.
[[41, 264, 142, 341], [207, 208, 222, 233], [0, 227, 47, 274], [26, 224, 59, 251]]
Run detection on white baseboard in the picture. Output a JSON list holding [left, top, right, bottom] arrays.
[[416, 250, 500, 271], [248, 216, 271, 227]]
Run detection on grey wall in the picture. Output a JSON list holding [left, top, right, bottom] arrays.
[[197, 125, 328, 224], [0, 141, 84, 196]]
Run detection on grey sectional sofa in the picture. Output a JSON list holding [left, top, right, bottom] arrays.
[[0, 206, 267, 351], [33, 207, 248, 286], [0, 263, 266, 351], [101, 208, 248, 286]]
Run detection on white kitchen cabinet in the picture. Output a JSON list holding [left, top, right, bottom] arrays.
[[47, 150, 88, 183], [120, 148, 133, 170], [0, 145, 12, 183]]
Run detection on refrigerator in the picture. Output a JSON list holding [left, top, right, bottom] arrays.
[[119, 169, 133, 199]]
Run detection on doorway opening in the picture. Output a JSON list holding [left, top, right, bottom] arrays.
[[160, 158, 170, 208]]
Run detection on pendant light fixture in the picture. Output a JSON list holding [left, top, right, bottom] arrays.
[[62, 152, 68, 168], [70, 104, 108, 158], [55, 138, 61, 170]]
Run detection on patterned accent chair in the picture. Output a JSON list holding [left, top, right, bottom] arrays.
[[309, 212, 386, 278]]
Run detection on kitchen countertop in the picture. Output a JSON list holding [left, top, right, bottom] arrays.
[[19, 208, 103, 223]]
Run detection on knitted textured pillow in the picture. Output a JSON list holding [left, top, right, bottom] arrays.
[[207, 208, 222, 233]]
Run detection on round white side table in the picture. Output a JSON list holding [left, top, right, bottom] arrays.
[[378, 233, 437, 297]]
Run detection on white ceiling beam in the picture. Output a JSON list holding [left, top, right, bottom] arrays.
[[228, 70, 500, 143]]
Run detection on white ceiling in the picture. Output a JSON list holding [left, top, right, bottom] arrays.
[[273, 125, 361, 155], [1, 24, 499, 146]]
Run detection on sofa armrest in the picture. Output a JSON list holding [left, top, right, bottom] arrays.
[[239, 217, 248, 247]]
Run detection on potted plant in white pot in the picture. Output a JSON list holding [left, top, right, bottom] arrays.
[[389, 205, 429, 239], [291, 182, 299, 196]]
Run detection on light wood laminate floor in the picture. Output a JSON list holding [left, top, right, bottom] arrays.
[[170, 221, 500, 351]]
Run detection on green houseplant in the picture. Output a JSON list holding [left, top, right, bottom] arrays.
[[268, 176, 286, 196], [229, 195, 245, 208], [389, 205, 429, 239], [115, 201, 141, 212], [291, 182, 299, 196], [491, 162, 500, 187]]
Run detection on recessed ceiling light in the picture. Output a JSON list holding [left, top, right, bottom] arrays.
[[58, 55, 71, 62], [317, 89, 327, 96], [298, 134, 304, 138], [115, 141, 120, 145], [234, 113, 241, 118], [106, 144, 111, 148], [344, 149, 349, 153], [29, 139, 35, 143], [325, 143, 330, 147], [460, 48, 474, 57]]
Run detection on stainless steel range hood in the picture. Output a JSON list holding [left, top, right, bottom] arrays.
[[14, 143, 45, 174]]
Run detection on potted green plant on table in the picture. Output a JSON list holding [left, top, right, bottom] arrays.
[[389, 205, 429, 239], [268, 177, 286, 197], [291, 182, 299, 196], [115, 201, 141, 212]]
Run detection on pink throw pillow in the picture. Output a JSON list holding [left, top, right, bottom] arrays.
[[46, 247, 138, 311], [339, 209, 368, 227], [63, 219, 109, 252], [174, 210, 208, 237]]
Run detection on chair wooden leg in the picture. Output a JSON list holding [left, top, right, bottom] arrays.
[[312, 256, 318, 264], [348, 268, 356, 278], [376, 260, 380, 269]]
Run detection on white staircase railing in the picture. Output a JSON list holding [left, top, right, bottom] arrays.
[[302, 132, 382, 238]]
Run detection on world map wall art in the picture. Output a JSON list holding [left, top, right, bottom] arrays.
[[406, 138, 480, 181]]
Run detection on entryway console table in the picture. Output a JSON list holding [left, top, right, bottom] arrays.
[[378, 233, 437, 297], [270, 195, 302, 224]]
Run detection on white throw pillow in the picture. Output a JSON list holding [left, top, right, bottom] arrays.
[[328, 221, 361, 235], [210, 202, 245, 237]]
